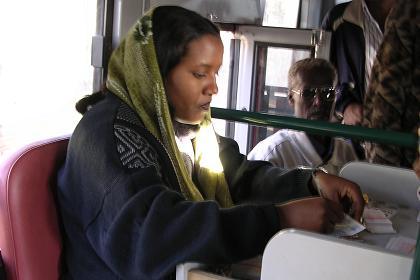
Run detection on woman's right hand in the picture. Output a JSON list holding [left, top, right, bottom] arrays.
[[276, 197, 344, 233]]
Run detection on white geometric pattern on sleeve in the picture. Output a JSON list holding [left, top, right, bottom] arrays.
[[114, 124, 162, 177]]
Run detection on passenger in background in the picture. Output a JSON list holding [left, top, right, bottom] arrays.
[[321, 0, 396, 126], [322, 0, 396, 160], [58, 6, 364, 279], [363, 0, 420, 167], [248, 58, 358, 175]]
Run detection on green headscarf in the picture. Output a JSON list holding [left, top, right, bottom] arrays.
[[106, 8, 233, 208]]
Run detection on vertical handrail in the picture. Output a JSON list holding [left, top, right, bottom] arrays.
[[410, 227, 420, 280], [413, 128, 420, 279]]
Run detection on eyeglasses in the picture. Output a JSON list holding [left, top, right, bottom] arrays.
[[290, 87, 336, 102]]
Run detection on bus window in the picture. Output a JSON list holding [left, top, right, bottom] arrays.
[[262, 0, 300, 28], [0, 1, 97, 157], [249, 43, 311, 149], [212, 31, 235, 137], [229, 25, 330, 154]]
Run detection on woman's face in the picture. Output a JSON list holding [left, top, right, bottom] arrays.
[[165, 34, 223, 124]]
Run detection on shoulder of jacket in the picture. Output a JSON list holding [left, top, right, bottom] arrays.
[[328, 2, 363, 31], [323, 2, 350, 30], [111, 103, 165, 174]]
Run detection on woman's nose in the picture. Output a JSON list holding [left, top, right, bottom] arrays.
[[206, 78, 218, 96]]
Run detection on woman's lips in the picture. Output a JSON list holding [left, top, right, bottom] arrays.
[[200, 102, 211, 110]]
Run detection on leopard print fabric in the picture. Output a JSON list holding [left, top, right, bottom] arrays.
[[363, 0, 420, 167]]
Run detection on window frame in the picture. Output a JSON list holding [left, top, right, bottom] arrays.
[[232, 25, 331, 153], [248, 41, 312, 150]]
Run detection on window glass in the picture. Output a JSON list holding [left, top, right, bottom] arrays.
[[249, 44, 311, 150], [0, 1, 96, 157], [263, 0, 300, 28], [212, 31, 234, 136], [335, 0, 351, 4]]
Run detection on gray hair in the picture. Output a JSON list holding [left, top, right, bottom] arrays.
[[288, 58, 337, 89]]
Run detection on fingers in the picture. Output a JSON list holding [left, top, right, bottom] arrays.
[[319, 199, 343, 233], [276, 197, 346, 234], [323, 219, 336, 234], [319, 173, 365, 221], [316, 199, 344, 233], [340, 196, 352, 213], [344, 184, 365, 221], [325, 199, 344, 223]]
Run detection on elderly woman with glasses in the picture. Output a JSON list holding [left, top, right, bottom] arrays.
[[248, 58, 359, 175]]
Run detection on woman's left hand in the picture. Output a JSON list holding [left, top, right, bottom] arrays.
[[313, 172, 365, 221]]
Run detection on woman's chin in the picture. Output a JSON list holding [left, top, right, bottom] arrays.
[[174, 116, 203, 125]]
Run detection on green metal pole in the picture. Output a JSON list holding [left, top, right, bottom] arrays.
[[410, 227, 420, 280], [211, 108, 417, 149], [412, 129, 420, 280]]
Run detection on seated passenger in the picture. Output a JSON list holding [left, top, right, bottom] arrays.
[[248, 58, 358, 175], [57, 7, 364, 279]]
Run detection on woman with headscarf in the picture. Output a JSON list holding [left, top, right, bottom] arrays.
[[58, 6, 364, 279]]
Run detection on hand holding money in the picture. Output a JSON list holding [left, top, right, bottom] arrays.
[[312, 172, 365, 221]]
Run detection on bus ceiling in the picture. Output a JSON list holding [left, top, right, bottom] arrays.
[[111, 0, 340, 49]]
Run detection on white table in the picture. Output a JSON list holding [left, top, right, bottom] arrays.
[[177, 162, 420, 280], [260, 162, 419, 280]]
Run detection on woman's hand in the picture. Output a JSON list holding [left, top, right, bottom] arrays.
[[313, 172, 365, 221], [276, 197, 344, 233]]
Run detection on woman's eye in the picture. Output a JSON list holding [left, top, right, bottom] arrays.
[[193, 72, 206, 79]]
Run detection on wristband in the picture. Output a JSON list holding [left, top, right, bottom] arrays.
[[311, 166, 328, 195], [312, 166, 328, 177], [297, 166, 328, 195]]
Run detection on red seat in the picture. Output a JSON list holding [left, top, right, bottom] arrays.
[[0, 136, 69, 280]]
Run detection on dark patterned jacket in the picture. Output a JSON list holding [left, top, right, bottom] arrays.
[[363, 0, 420, 167], [57, 93, 315, 279], [321, 1, 365, 114]]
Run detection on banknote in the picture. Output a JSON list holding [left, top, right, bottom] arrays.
[[330, 214, 366, 237]]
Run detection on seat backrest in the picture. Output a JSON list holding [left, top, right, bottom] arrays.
[[0, 136, 69, 280], [261, 229, 413, 280], [339, 161, 419, 210]]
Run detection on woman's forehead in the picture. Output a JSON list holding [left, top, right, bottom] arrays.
[[182, 35, 223, 67]]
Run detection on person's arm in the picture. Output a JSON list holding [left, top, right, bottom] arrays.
[[218, 136, 364, 215], [86, 179, 280, 279], [77, 123, 281, 279], [218, 135, 364, 221], [218, 135, 315, 204], [312, 170, 364, 221]]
